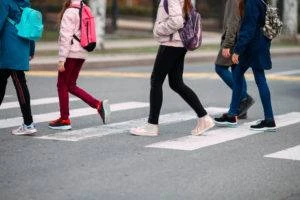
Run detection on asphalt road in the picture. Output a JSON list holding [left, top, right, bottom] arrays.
[[0, 56, 300, 200]]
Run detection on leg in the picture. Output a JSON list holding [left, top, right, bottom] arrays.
[[228, 64, 249, 116], [148, 46, 177, 124], [252, 68, 274, 120], [231, 65, 248, 100], [0, 69, 11, 105], [11, 70, 33, 126], [215, 64, 248, 100], [169, 49, 207, 118], [57, 60, 73, 120], [66, 58, 100, 109], [215, 64, 234, 89]]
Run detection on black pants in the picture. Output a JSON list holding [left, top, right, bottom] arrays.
[[148, 45, 207, 124], [0, 69, 33, 125]]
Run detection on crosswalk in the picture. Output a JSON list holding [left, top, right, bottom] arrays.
[[1, 96, 300, 162]]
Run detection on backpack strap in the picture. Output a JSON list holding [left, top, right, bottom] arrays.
[[69, 1, 84, 30], [73, 34, 80, 42], [7, 17, 17, 26], [260, 0, 268, 6], [6, 6, 24, 26]]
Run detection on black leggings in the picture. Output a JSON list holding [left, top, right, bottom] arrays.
[[148, 45, 207, 124], [0, 69, 33, 126]]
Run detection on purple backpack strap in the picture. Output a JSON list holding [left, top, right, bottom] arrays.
[[163, 0, 169, 14]]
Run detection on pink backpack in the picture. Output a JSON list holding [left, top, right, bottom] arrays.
[[70, 1, 96, 52]]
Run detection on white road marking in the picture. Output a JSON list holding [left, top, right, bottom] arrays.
[[0, 102, 149, 129], [270, 69, 300, 76], [146, 112, 300, 151], [264, 145, 300, 161], [0, 97, 79, 110], [35, 107, 227, 142], [4, 95, 13, 98]]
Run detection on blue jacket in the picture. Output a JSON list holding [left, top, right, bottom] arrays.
[[234, 0, 272, 70], [0, 0, 35, 71]]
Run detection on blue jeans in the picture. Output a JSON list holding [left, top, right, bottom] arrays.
[[228, 64, 274, 120], [215, 64, 247, 100]]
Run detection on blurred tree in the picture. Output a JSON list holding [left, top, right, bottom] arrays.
[[283, 0, 298, 39], [111, 0, 118, 32]]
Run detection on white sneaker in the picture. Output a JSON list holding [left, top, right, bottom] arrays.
[[130, 123, 159, 137], [191, 115, 215, 136], [12, 123, 37, 135]]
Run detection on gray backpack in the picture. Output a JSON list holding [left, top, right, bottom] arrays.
[[163, 0, 202, 51], [261, 0, 283, 40]]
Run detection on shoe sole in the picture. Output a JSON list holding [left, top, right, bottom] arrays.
[[250, 127, 277, 132], [191, 123, 215, 136], [130, 129, 158, 137], [48, 125, 72, 130], [12, 129, 37, 135], [214, 121, 237, 128], [102, 100, 111, 124]]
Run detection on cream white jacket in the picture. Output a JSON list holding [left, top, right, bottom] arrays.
[[58, 0, 87, 62], [153, 0, 184, 47]]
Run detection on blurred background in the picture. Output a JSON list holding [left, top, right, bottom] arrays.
[[31, 0, 299, 42]]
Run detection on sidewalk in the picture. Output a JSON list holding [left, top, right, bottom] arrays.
[[36, 31, 222, 51], [33, 31, 300, 70]]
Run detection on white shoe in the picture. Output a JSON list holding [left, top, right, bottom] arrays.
[[191, 115, 215, 136], [12, 123, 37, 135], [130, 123, 159, 137]]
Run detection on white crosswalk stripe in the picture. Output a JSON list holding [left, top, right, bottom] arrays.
[[0, 101, 149, 129], [0, 97, 79, 110], [1, 97, 300, 162], [146, 112, 300, 151], [35, 107, 228, 142], [264, 145, 300, 161]]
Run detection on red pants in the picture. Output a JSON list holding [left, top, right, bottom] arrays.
[[57, 58, 100, 120]]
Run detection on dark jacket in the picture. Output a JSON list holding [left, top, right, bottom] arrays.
[[215, 0, 241, 66], [0, 0, 35, 71], [234, 0, 272, 70]]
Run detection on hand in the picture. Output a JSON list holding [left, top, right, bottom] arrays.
[[222, 48, 231, 58], [57, 61, 65, 72], [232, 53, 239, 64]]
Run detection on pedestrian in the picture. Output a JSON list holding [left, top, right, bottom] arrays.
[[0, 0, 37, 135], [130, 0, 215, 136], [48, 0, 111, 130], [215, 0, 254, 119], [215, 0, 277, 131]]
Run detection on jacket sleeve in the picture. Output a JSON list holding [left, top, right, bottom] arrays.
[[154, 0, 184, 36], [222, 0, 241, 49], [234, 0, 260, 55], [0, 0, 9, 33], [58, 9, 77, 62]]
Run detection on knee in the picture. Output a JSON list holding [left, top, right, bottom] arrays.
[[169, 80, 183, 92], [150, 76, 163, 89], [68, 84, 76, 93]]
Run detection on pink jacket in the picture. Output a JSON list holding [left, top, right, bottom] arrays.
[[153, 0, 184, 47], [58, 0, 87, 62]]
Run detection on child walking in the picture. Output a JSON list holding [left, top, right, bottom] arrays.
[[0, 0, 37, 135], [215, 0, 277, 131], [130, 0, 214, 136], [49, 0, 110, 130], [215, 0, 254, 119]]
